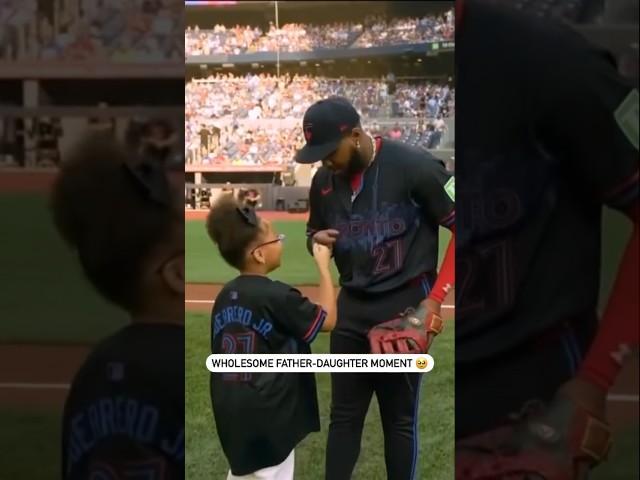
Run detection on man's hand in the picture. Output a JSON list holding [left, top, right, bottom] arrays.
[[313, 229, 340, 247], [368, 303, 444, 354], [559, 377, 607, 419], [421, 298, 442, 317]]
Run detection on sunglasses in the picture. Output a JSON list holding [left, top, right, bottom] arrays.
[[251, 233, 286, 255]]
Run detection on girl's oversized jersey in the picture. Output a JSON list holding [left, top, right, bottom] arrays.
[[210, 275, 326, 476], [62, 324, 184, 480]]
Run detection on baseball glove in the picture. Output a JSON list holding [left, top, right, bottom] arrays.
[[368, 304, 444, 354], [455, 393, 612, 480]]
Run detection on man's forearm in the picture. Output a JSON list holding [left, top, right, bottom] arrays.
[[578, 202, 639, 390], [428, 225, 455, 304]]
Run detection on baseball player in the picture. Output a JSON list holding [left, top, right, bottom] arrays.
[[50, 133, 185, 480], [204, 195, 337, 480], [454, 1, 639, 478], [294, 97, 455, 480]]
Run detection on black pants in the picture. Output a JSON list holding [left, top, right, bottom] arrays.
[[325, 280, 430, 480], [455, 318, 596, 440]]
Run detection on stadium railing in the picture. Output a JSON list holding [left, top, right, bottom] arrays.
[[0, 106, 183, 171], [185, 40, 454, 64]]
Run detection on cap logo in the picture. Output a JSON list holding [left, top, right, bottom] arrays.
[[303, 123, 313, 142], [339, 124, 349, 132]]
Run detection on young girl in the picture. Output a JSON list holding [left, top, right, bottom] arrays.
[[50, 134, 185, 479], [205, 195, 336, 480]]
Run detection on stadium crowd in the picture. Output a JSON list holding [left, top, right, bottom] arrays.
[[186, 124, 302, 168], [0, 0, 183, 61], [185, 73, 454, 121], [185, 10, 454, 55], [353, 12, 454, 48], [185, 72, 454, 168], [186, 119, 449, 168]]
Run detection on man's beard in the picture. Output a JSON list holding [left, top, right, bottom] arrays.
[[341, 147, 369, 177]]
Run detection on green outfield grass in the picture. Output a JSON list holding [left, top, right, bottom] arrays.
[[186, 312, 455, 480], [0, 194, 127, 343], [186, 219, 453, 285], [0, 409, 61, 480], [593, 426, 640, 480]]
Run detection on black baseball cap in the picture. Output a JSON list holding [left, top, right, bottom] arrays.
[[295, 97, 360, 164]]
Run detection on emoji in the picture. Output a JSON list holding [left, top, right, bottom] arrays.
[[416, 357, 428, 370]]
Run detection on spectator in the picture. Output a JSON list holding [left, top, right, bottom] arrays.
[[244, 187, 261, 208], [185, 11, 453, 56], [184, 73, 455, 168], [221, 182, 234, 197], [141, 118, 179, 165], [185, 73, 454, 125], [32, 116, 63, 166], [1, 0, 183, 61], [87, 103, 116, 137], [388, 123, 403, 140], [354, 13, 454, 48]]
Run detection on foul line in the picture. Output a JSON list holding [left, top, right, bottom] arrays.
[[608, 394, 640, 402], [185, 299, 455, 309], [0, 382, 70, 390]]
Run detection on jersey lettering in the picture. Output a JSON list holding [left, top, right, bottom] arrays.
[[372, 239, 404, 275], [213, 306, 274, 339], [66, 398, 183, 475], [456, 240, 515, 318], [160, 427, 184, 463], [458, 188, 522, 236], [221, 332, 255, 382], [330, 203, 418, 245], [335, 216, 408, 240]]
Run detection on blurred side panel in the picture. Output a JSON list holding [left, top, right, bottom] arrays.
[[0, 1, 185, 478]]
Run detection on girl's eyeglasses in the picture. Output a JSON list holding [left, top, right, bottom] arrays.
[[251, 234, 286, 254]]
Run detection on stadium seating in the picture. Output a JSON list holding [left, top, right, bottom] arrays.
[[0, 0, 183, 61], [185, 74, 453, 120], [1, 1, 607, 62], [185, 11, 454, 55], [185, 73, 454, 167], [186, 115, 452, 168]]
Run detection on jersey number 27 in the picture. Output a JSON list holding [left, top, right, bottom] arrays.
[[221, 332, 255, 382]]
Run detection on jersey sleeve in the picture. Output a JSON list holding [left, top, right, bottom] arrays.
[[307, 169, 328, 235], [538, 28, 639, 212], [408, 153, 456, 228], [306, 169, 328, 254], [270, 282, 327, 343]]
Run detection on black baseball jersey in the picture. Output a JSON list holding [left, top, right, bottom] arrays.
[[455, 1, 639, 362], [62, 324, 184, 480], [306, 138, 455, 294], [210, 275, 325, 476]]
